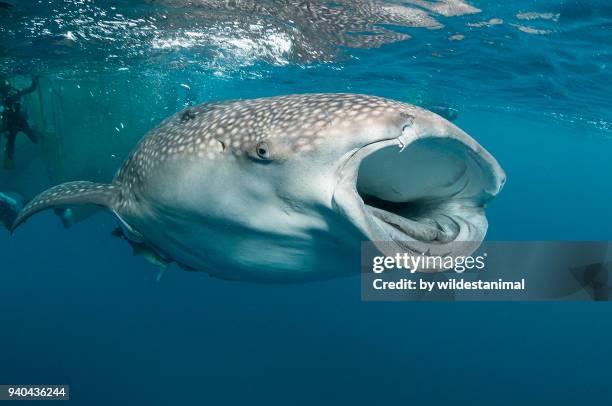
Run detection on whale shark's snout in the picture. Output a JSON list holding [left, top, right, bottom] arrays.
[[12, 93, 505, 282], [331, 106, 505, 260]]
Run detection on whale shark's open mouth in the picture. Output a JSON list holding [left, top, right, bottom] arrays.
[[359, 138, 477, 244], [333, 129, 505, 257]]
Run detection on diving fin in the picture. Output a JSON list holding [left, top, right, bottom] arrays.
[[0, 192, 20, 230]]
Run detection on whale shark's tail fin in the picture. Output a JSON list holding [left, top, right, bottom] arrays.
[[11, 181, 117, 231]]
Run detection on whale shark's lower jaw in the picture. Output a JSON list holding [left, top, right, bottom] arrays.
[[333, 131, 505, 261]]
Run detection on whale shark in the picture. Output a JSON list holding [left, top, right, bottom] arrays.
[[12, 93, 505, 282]]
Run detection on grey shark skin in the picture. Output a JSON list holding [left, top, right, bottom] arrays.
[[13, 94, 505, 282]]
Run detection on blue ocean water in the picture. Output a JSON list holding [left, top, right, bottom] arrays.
[[1, 0, 611, 404]]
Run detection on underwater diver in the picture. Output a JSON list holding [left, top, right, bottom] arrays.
[[0, 191, 20, 229], [0, 76, 39, 169]]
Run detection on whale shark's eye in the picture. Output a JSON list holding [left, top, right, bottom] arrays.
[[255, 141, 271, 160]]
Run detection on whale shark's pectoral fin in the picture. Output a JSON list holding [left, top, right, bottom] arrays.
[[11, 181, 117, 231]]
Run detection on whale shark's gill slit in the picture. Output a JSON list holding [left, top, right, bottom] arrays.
[[355, 137, 496, 244]]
